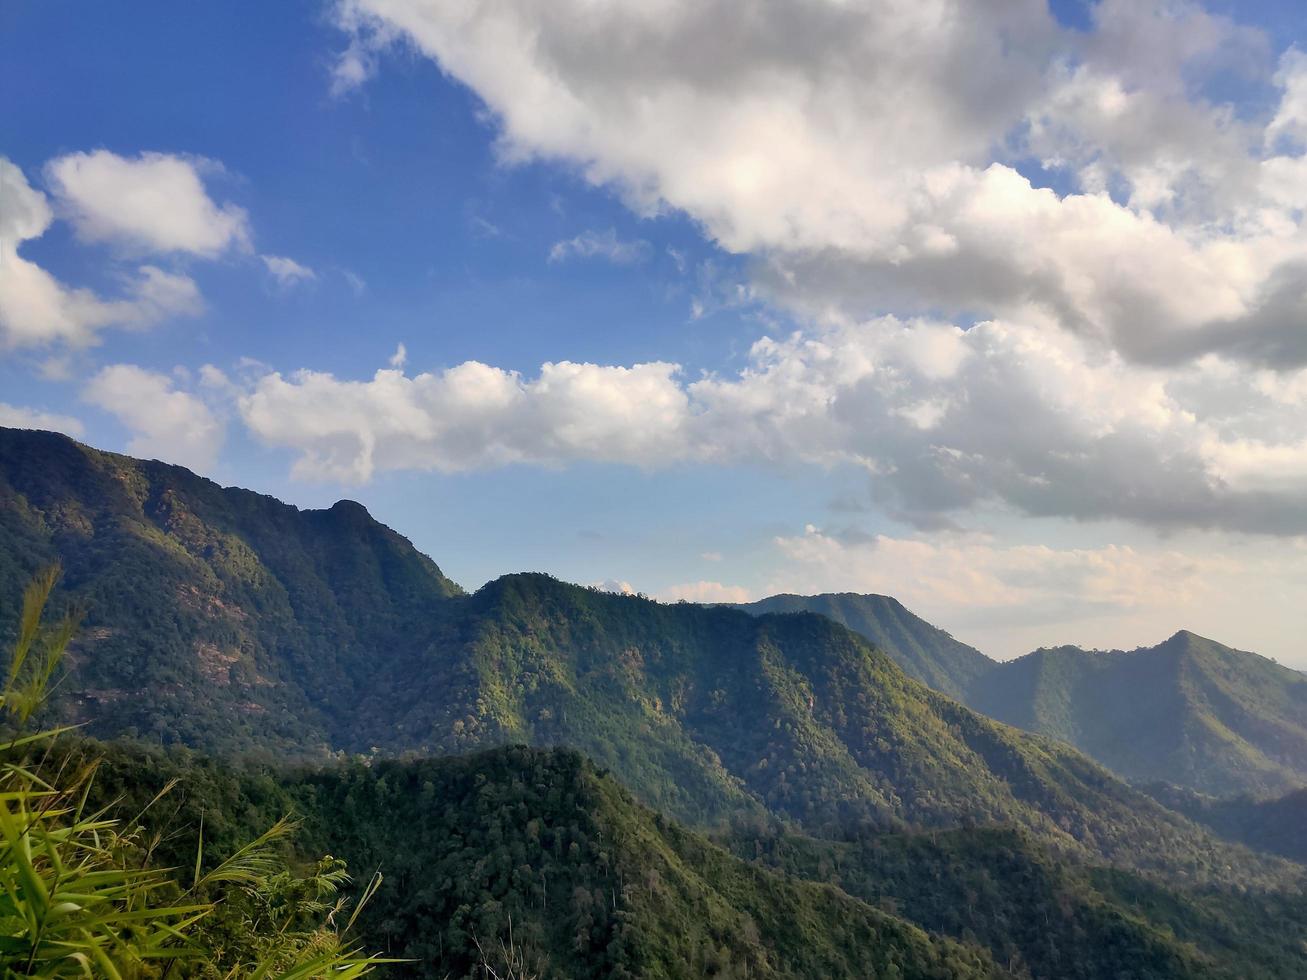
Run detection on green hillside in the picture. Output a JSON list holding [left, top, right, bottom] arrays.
[[1145, 783, 1307, 863], [733, 592, 996, 699], [74, 741, 1001, 980], [0, 426, 462, 755], [967, 632, 1307, 797], [725, 823, 1307, 980], [69, 739, 1307, 980]]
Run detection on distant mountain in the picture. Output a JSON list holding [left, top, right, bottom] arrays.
[[732, 592, 995, 699], [739, 592, 1307, 797], [0, 426, 1292, 888], [968, 632, 1307, 797]]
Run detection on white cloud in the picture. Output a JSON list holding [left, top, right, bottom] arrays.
[[656, 581, 752, 604], [1267, 48, 1307, 150], [238, 359, 689, 482], [388, 343, 408, 369], [592, 579, 636, 595], [335, 0, 1307, 370], [261, 254, 317, 287], [549, 229, 650, 265], [46, 150, 250, 256], [700, 551, 723, 562], [83, 365, 224, 473], [341, 269, 368, 296], [315, 0, 1307, 547], [0, 403, 84, 437], [230, 312, 1307, 535], [0, 158, 202, 350]]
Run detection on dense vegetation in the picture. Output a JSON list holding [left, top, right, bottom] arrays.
[[724, 824, 1307, 980], [742, 591, 1307, 797], [63, 742, 1307, 980], [0, 427, 1294, 891], [67, 738, 1307, 980], [732, 593, 994, 700], [1144, 783, 1307, 863], [0, 427, 462, 757], [69, 740, 1003, 980]]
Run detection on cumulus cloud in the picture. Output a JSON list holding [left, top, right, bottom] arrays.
[[1266, 48, 1307, 150], [83, 365, 224, 472], [333, 0, 1307, 368], [238, 359, 690, 482], [317, 0, 1307, 546], [0, 403, 84, 437], [46, 150, 250, 256], [0, 158, 202, 350], [230, 312, 1307, 535], [549, 229, 650, 265], [261, 254, 317, 287]]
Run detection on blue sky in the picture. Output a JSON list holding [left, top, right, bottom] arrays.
[[4, 1, 1307, 663]]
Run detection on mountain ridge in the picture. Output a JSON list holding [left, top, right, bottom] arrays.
[[738, 592, 1307, 797], [0, 425, 1296, 887]]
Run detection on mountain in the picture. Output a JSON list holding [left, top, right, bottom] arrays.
[[0, 426, 462, 755], [732, 592, 995, 699], [0, 426, 1294, 888], [738, 592, 1307, 797], [74, 739, 1307, 980], [967, 632, 1307, 797]]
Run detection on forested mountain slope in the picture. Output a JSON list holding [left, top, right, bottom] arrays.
[[74, 740, 1307, 980], [742, 590, 1307, 797], [725, 823, 1307, 980], [1145, 783, 1307, 863], [78, 742, 1001, 980], [0, 426, 462, 754], [379, 572, 1285, 883]]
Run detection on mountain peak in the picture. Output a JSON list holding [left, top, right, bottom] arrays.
[[327, 498, 373, 519]]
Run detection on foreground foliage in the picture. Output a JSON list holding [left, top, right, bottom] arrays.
[[0, 568, 387, 978]]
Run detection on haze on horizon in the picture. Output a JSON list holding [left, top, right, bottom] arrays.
[[3, 0, 1307, 666]]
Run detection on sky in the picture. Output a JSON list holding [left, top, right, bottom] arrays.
[[3, 0, 1307, 665]]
